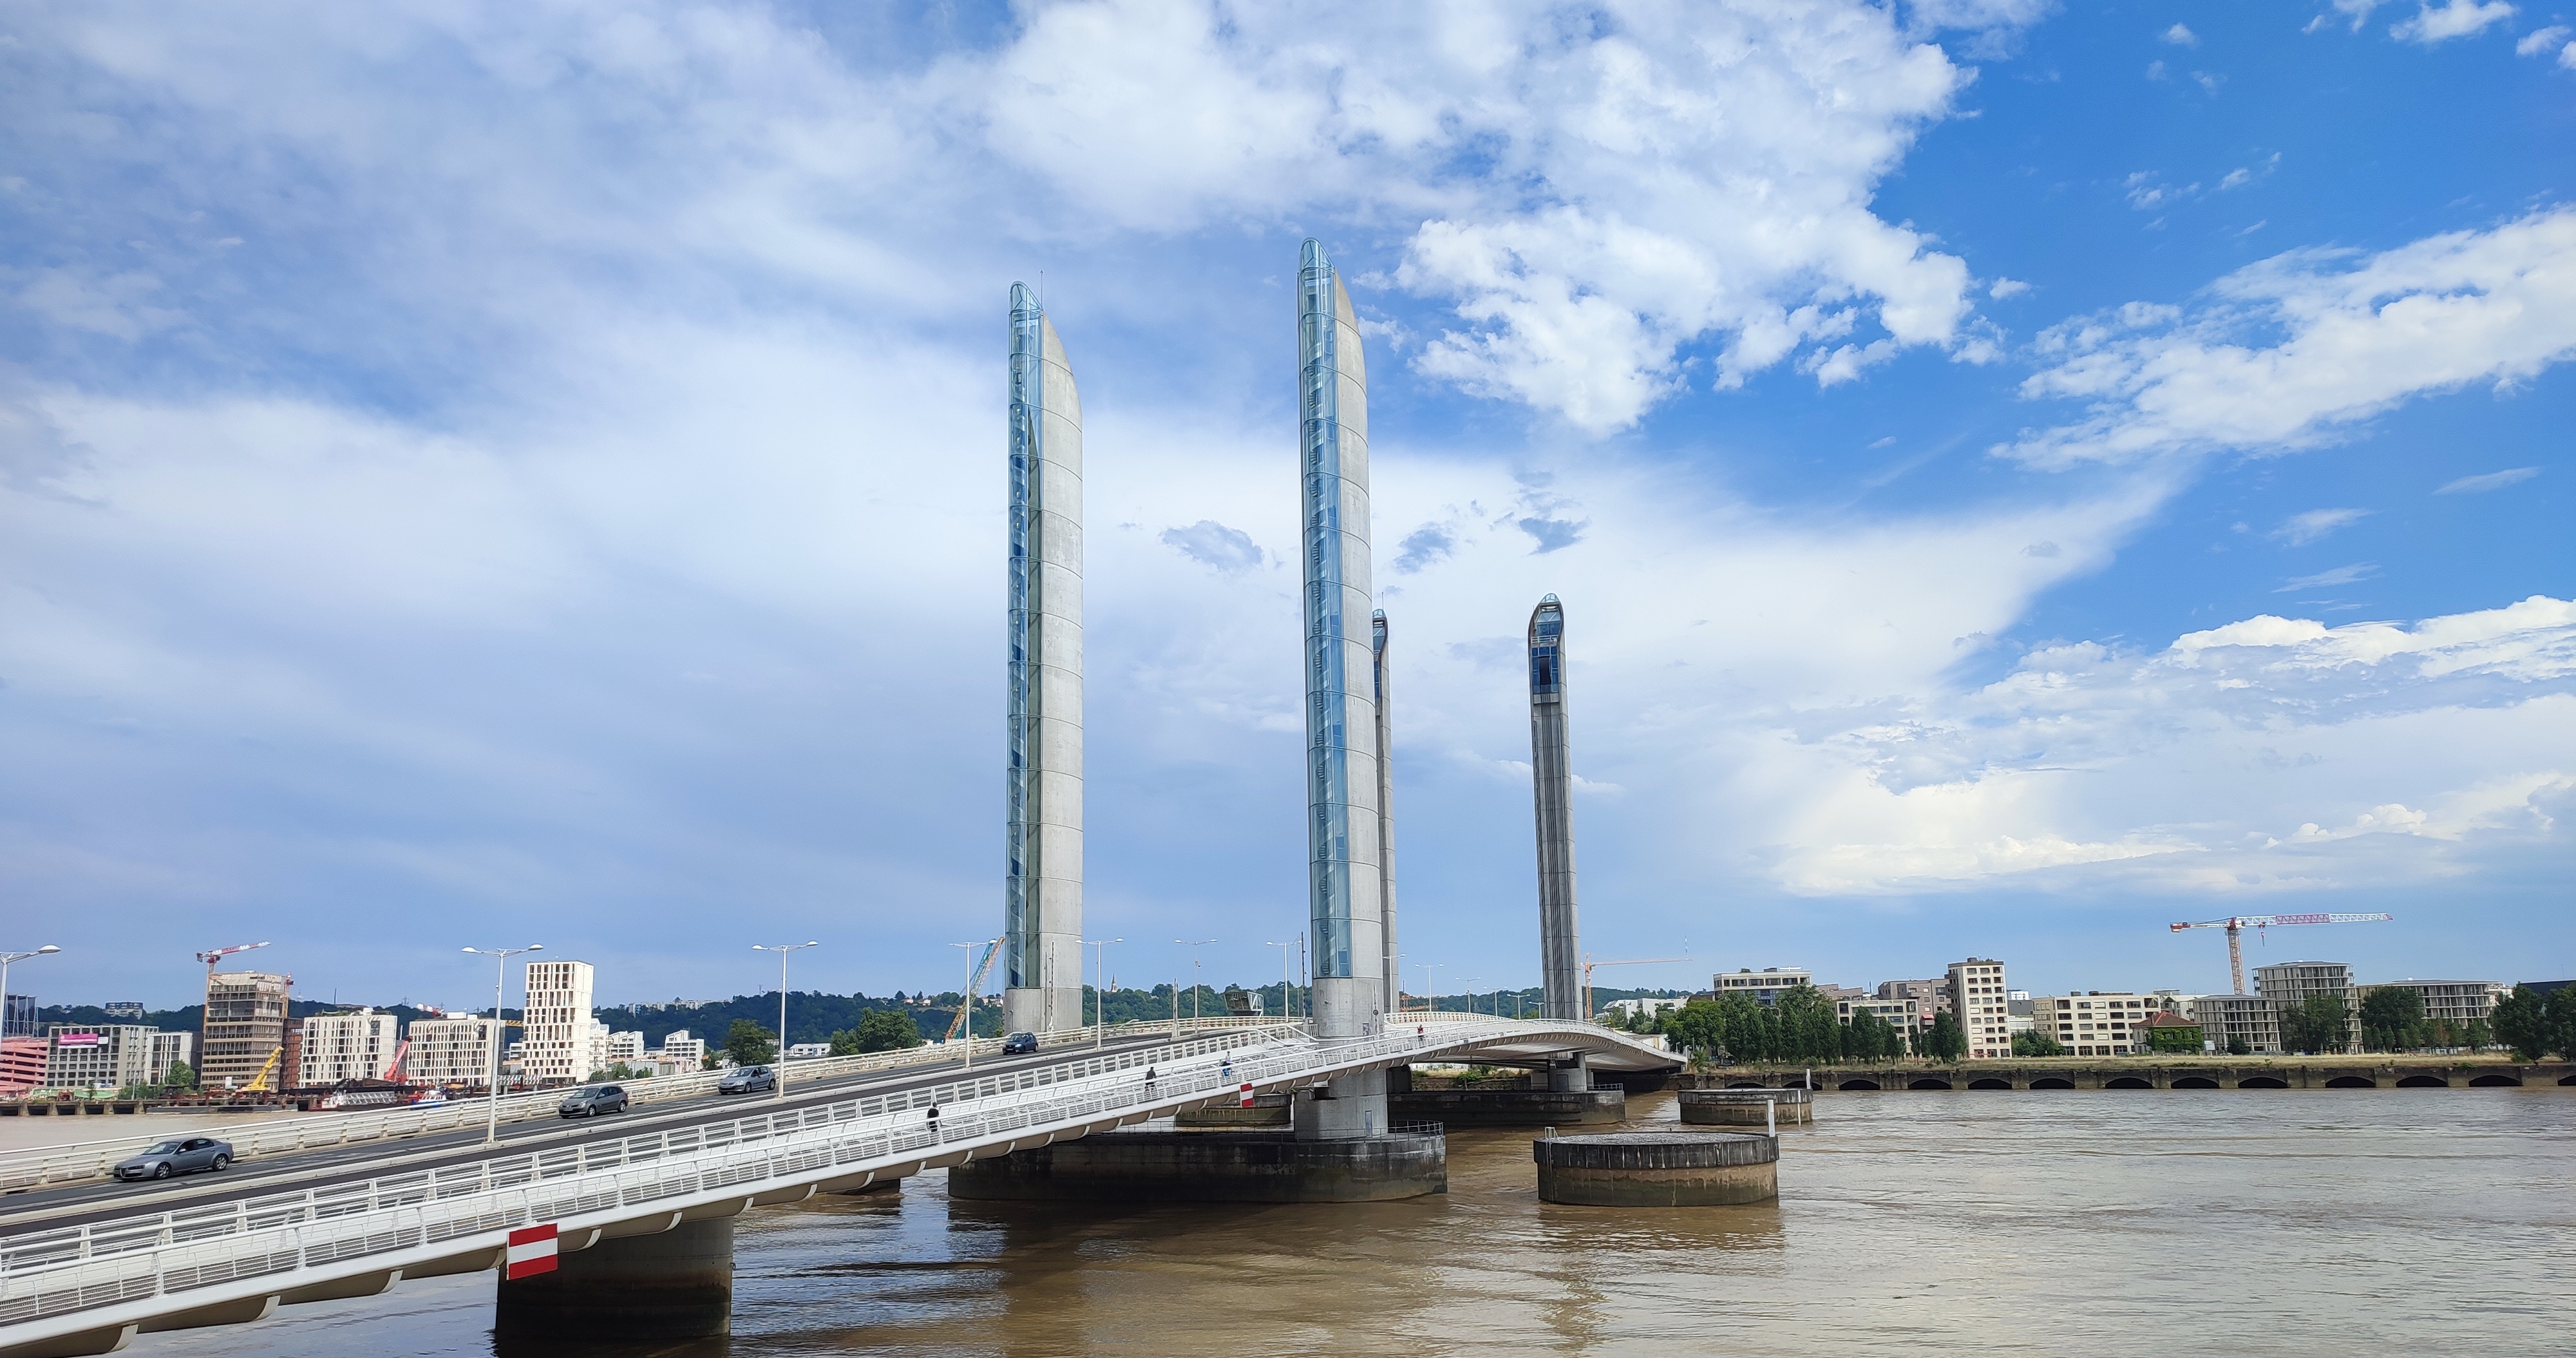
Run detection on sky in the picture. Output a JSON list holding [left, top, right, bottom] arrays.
[[3, 0, 2571, 1013]]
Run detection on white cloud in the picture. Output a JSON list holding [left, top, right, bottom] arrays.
[[1770, 597, 2576, 894], [2163, 23, 2201, 46], [1990, 278, 2031, 299], [2273, 507, 2372, 545], [2517, 24, 2571, 53], [2219, 152, 2280, 190], [2003, 208, 2576, 467], [2436, 466, 2540, 493], [2390, 0, 2519, 43], [2277, 562, 2380, 591]]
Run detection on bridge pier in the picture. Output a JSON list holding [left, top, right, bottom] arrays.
[[495, 1216, 734, 1343], [948, 1126, 1444, 1202]]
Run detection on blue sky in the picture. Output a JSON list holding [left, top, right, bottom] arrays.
[[3, 0, 2570, 1012]]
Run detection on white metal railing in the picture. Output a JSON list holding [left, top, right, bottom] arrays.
[[0, 1017, 1552, 1334], [0, 1017, 1284, 1194]]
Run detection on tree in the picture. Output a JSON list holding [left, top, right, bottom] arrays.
[[2144, 1023, 2201, 1055], [161, 1060, 196, 1090], [2491, 985, 2548, 1061], [1774, 986, 1842, 1062], [2358, 986, 2425, 1052], [1663, 999, 1725, 1063], [831, 1009, 922, 1055], [2280, 994, 2351, 1055], [2012, 1030, 2067, 1058], [1926, 1010, 1967, 1062], [2546, 986, 2576, 1061], [723, 1019, 776, 1067], [2226, 1035, 2251, 1056]]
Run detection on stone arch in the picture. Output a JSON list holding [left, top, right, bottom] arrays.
[[1906, 1078, 1954, 1091], [1837, 1079, 1882, 1091], [2029, 1077, 2075, 1089], [2172, 1076, 2220, 1089], [2105, 1076, 2153, 1089], [2324, 1075, 2375, 1088], [2394, 1075, 2447, 1088], [1967, 1078, 2012, 1090], [2237, 1076, 2288, 1089], [2468, 1073, 2523, 1087]]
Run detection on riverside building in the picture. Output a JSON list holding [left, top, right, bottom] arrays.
[[2253, 961, 2360, 1054], [2032, 992, 2157, 1055], [1946, 959, 2012, 1059], [202, 970, 292, 1089], [43, 1024, 155, 1091], [521, 960, 609, 1084], [298, 1008, 401, 1086], [403, 1017, 502, 1086], [2195, 994, 2282, 1053], [1715, 968, 1812, 1006]]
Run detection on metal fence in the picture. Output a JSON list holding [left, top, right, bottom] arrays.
[[0, 1017, 1287, 1194], [1, 1017, 1542, 1334]]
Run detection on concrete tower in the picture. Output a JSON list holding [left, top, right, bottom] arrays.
[[1003, 283, 1084, 1036], [1528, 594, 1582, 1021], [1297, 240, 1388, 1138], [1372, 609, 1399, 1019]]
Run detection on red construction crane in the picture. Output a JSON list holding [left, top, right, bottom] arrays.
[[195, 941, 272, 974], [2168, 914, 2392, 995]]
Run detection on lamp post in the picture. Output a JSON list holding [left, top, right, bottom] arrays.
[[1460, 978, 1482, 1017], [1419, 963, 1441, 1016], [1175, 939, 1216, 1024], [752, 941, 819, 1100], [1264, 941, 1299, 1026], [951, 939, 998, 1071], [0, 945, 60, 1040], [461, 945, 542, 1144], [1083, 938, 1121, 1050]]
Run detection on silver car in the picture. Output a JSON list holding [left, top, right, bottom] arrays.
[[115, 1136, 232, 1180]]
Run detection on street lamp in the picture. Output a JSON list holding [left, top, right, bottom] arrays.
[[1419, 963, 1441, 1016], [1084, 938, 1122, 1050], [752, 941, 819, 1100], [462, 944, 542, 1144], [1460, 978, 1482, 1017], [1175, 939, 1216, 1024], [0, 945, 61, 1039], [1264, 941, 1299, 1026], [951, 939, 999, 1071]]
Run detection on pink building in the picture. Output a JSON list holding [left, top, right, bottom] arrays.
[[0, 1036, 46, 1097]]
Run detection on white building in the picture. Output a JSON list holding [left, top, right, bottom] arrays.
[[2354, 979, 2504, 1035], [2032, 992, 2159, 1056], [2253, 961, 2360, 1054], [785, 1042, 832, 1060], [44, 1025, 155, 1092], [298, 1008, 402, 1086], [1835, 995, 1929, 1041], [406, 1016, 504, 1086], [1945, 959, 2012, 1059], [2197, 994, 2280, 1053], [1603, 997, 1685, 1023], [654, 1030, 706, 1071], [148, 1032, 193, 1084], [1712, 968, 1812, 1006], [605, 1031, 647, 1065], [522, 959, 609, 1084]]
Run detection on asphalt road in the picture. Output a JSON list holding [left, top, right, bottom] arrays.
[[0, 1030, 1188, 1236]]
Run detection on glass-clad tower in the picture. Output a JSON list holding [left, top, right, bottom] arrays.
[[1528, 594, 1582, 1021], [1297, 240, 1388, 1138], [1372, 609, 1399, 1020], [1003, 283, 1084, 1036]]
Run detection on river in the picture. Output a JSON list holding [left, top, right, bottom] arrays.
[[111, 1087, 2573, 1356]]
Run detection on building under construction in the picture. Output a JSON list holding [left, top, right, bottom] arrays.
[[201, 971, 292, 1089]]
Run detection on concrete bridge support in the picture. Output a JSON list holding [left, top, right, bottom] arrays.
[[495, 1217, 734, 1342]]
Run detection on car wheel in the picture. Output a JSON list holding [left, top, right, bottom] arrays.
[[152, 1164, 172, 1179], [211, 1155, 230, 1171]]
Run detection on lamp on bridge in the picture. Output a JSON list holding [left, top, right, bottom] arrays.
[[752, 941, 820, 1099], [462, 943, 542, 1144]]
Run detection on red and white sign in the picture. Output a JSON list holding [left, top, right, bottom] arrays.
[[1239, 1083, 1255, 1108], [54, 1033, 100, 1047], [505, 1223, 559, 1279]]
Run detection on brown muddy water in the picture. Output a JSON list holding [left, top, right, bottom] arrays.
[[117, 1087, 2573, 1357]]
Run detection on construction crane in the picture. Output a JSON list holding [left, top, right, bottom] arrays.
[[381, 1036, 412, 1082], [195, 941, 271, 974], [2170, 913, 2394, 995], [1581, 955, 1691, 1024], [242, 1046, 284, 1093], [943, 941, 1001, 1043]]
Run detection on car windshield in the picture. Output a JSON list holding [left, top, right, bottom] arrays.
[[142, 1142, 182, 1155]]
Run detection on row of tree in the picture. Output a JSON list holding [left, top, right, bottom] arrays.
[[1647, 988, 1973, 1065]]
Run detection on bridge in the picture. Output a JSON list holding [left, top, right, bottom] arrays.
[[0, 1014, 1673, 1357]]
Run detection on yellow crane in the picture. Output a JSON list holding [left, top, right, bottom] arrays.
[[242, 1046, 285, 1093], [943, 941, 1001, 1042], [1582, 955, 1690, 1024]]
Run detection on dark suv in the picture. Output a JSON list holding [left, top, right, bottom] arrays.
[[558, 1084, 629, 1118], [1001, 1031, 1039, 1055]]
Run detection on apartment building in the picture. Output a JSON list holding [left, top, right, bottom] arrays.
[[2032, 992, 2159, 1055], [521, 960, 609, 1084], [1835, 995, 1928, 1041], [1604, 997, 1685, 1023], [202, 970, 293, 1089], [2353, 979, 2504, 1032], [298, 1008, 401, 1087], [149, 1032, 193, 1084], [43, 1024, 156, 1091], [2196, 994, 2280, 1054], [0, 1037, 44, 1096], [1946, 959, 2012, 1059], [1714, 968, 1812, 1006], [605, 1030, 648, 1065], [2253, 961, 2360, 1054], [654, 1030, 706, 1071], [1877, 978, 1950, 1013], [403, 1017, 501, 1086]]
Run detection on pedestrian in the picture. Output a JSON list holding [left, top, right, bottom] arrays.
[[1144, 1065, 1157, 1091], [1221, 1056, 1234, 1082]]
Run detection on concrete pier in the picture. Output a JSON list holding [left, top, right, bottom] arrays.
[[1392, 1086, 1624, 1127], [1680, 1088, 1812, 1126], [1534, 1132, 1779, 1207], [948, 1127, 1446, 1203], [494, 1216, 733, 1341]]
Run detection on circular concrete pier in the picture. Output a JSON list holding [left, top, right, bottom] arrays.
[[1534, 1131, 1778, 1206], [1679, 1087, 1813, 1126], [495, 1216, 734, 1340]]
